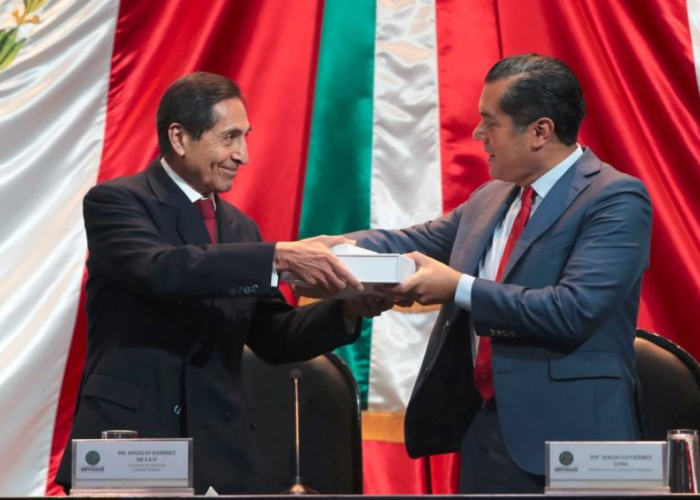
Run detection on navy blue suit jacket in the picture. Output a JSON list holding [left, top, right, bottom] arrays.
[[349, 148, 652, 475]]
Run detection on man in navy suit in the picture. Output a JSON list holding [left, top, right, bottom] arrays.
[[347, 54, 652, 493], [56, 72, 391, 494]]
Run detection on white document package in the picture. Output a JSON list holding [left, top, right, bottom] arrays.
[[282, 244, 416, 298]]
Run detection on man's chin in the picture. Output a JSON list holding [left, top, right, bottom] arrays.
[[212, 181, 234, 194]]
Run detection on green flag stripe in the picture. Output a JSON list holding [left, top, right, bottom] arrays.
[[334, 318, 373, 409], [299, 0, 377, 406], [299, 0, 376, 237]]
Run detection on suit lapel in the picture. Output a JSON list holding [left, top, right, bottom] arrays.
[[146, 160, 211, 246], [216, 196, 240, 244], [500, 149, 600, 281], [452, 184, 519, 275]]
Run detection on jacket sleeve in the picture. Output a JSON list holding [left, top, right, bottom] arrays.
[[246, 298, 360, 364], [346, 204, 464, 264]]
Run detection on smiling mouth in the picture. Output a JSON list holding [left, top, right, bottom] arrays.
[[219, 165, 238, 177]]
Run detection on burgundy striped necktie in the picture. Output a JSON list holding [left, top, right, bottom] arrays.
[[194, 198, 217, 243]]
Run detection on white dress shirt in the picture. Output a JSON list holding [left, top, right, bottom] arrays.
[[161, 157, 216, 207]]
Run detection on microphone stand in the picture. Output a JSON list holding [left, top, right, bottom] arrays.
[[284, 368, 318, 495]]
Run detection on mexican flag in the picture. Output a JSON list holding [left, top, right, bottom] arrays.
[[1, 0, 700, 495]]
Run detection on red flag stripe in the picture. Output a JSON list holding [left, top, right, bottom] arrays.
[[362, 440, 429, 494], [436, 0, 500, 214]]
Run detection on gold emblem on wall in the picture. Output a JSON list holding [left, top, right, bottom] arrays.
[[0, 0, 48, 71]]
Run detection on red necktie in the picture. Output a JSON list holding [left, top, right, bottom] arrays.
[[474, 186, 536, 401], [194, 198, 217, 243]]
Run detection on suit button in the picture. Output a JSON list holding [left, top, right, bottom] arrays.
[[173, 404, 182, 416], [443, 320, 450, 331], [224, 411, 233, 422]]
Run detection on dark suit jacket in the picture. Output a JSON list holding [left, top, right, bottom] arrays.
[[348, 148, 652, 475], [56, 160, 358, 494]]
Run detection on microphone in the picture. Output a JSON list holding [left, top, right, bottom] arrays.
[[283, 368, 318, 495]]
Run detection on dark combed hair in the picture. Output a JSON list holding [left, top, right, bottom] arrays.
[[485, 54, 586, 145], [156, 72, 242, 155]]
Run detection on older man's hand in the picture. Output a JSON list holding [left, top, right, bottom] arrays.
[[383, 251, 461, 305], [274, 235, 362, 295], [342, 294, 394, 319]]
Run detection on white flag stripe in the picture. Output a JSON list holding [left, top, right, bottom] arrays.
[[0, 0, 119, 494], [368, 0, 442, 411], [368, 309, 440, 410]]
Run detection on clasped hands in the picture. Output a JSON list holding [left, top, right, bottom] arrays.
[[274, 236, 461, 318]]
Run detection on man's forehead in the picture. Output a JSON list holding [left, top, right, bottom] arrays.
[[477, 87, 496, 114], [479, 77, 512, 113], [212, 98, 245, 116], [211, 98, 250, 130]]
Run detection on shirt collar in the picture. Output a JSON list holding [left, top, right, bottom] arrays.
[[530, 144, 583, 200], [160, 157, 216, 208]]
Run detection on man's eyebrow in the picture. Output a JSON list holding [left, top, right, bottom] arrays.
[[480, 111, 495, 119], [219, 125, 252, 135]]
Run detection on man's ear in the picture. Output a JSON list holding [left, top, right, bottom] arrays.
[[168, 123, 188, 157], [532, 117, 555, 150]]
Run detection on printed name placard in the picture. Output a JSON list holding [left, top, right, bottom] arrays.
[[545, 441, 668, 493], [71, 438, 193, 495]]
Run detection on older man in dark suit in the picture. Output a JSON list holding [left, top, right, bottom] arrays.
[[56, 72, 390, 494]]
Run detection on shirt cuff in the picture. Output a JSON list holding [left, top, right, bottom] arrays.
[[271, 262, 279, 287], [454, 273, 475, 311]]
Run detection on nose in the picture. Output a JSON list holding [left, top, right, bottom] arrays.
[[473, 120, 486, 142], [233, 137, 249, 165]]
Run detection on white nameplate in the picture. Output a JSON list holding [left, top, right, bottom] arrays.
[[545, 441, 668, 493], [71, 438, 193, 495]]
